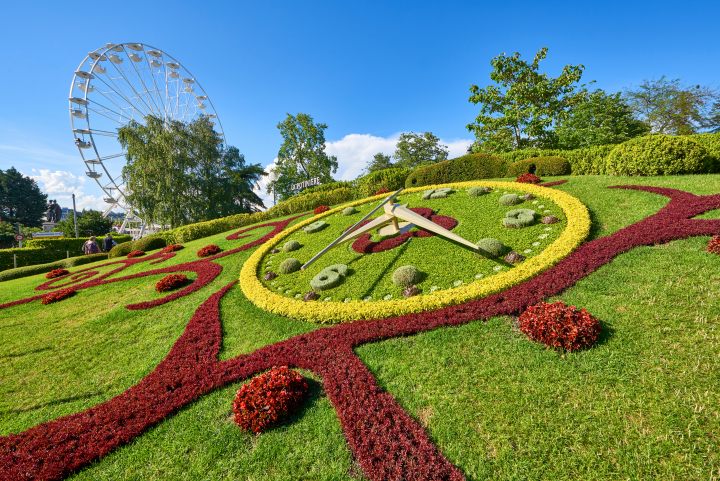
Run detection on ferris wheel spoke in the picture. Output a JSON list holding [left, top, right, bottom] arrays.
[[87, 105, 133, 125], [125, 57, 164, 118], [93, 73, 157, 120], [92, 78, 152, 120], [88, 99, 138, 124], [103, 58, 160, 118], [142, 52, 167, 120]]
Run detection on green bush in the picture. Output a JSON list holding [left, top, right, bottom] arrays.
[[496, 149, 564, 164], [283, 240, 301, 252], [564, 145, 613, 175], [605, 134, 712, 176], [690, 133, 720, 172], [405, 153, 507, 188], [303, 221, 328, 233], [0, 253, 107, 281], [279, 258, 302, 274], [298, 181, 354, 196], [108, 241, 133, 258], [477, 238, 508, 257], [131, 235, 167, 252], [391, 265, 421, 287], [503, 209, 537, 228], [0, 235, 130, 271], [499, 194, 522, 206], [268, 187, 357, 218], [467, 186, 492, 196], [355, 168, 409, 197], [507, 156, 571, 176]]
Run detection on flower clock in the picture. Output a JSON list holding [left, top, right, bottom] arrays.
[[1, 181, 719, 481]]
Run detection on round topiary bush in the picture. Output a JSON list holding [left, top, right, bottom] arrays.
[[342, 206, 357, 215], [467, 186, 491, 197], [507, 156, 571, 176], [503, 209, 537, 228], [310, 270, 343, 291], [108, 241, 133, 258], [391, 265, 420, 287], [605, 134, 711, 175], [197, 244, 221, 257], [132, 235, 166, 252], [476, 238, 508, 257], [156, 274, 190, 292], [515, 173, 542, 184], [279, 258, 302, 274], [283, 240, 301, 252], [161, 243, 184, 253], [303, 221, 328, 233], [518, 301, 601, 351], [46, 268, 69, 279], [707, 235, 720, 255], [499, 194, 522, 206]]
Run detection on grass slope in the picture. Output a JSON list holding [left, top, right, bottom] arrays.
[[0, 175, 719, 480]]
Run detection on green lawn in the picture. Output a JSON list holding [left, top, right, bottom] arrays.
[[1, 175, 719, 480]]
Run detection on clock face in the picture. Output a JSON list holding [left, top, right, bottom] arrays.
[[241, 181, 590, 323]]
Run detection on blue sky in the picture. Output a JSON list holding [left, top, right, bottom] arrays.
[[1, 0, 718, 209]]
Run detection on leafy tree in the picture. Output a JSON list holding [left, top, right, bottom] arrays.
[[215, 146, 266, 214], [0, 167, 47, 227], [365, 152, 393, 173], [625, 77, 719, 135], [56, 209, 112, 237], [706, 101, 720, 133], [555, 90, 649, 149], [268, 113, 338, 200], [467, 47, 586, 152], [393, 132, 448, 169]]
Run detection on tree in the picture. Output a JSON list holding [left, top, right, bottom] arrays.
[[56, 209, 112, 237], [365, 152, 393, 173], [393, 132, 448, 169], [268, 113, 338, 200], [625, 77, 719, 135], [0, 167, 47, 227], [467, 47, 586, 152], [555, 90, 649, 149], [119, 115, 261, 227]]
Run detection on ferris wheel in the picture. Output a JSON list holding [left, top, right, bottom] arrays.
[[68, 42, 225, 231]]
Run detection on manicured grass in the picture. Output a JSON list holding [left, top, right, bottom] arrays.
[[0, 175, 719, 480]]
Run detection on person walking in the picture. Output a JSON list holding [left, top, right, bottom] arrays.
[[82, 236, 100, 255], [103, 233, 116, 252]]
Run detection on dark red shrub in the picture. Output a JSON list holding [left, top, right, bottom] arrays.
[[155, 274, 191, 292], [127, 250, 146, 258], [161, 244, 184, 253], [707, 235, 720, 255], [41, 288, 76, 305], [197, 244, 222, 257], [516, 173, 542, 184], [375, 187, 390, 195], [518, 301, 601, 351], [314, 205, 330, 215], [46, 268, 69, 279], [233, 366, 309, 433]]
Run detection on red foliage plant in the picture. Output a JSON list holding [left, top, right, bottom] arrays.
[[518, 301, 601, 351], [161, 244, 184, 253], [41, 288, 76, 305], [314, 205, 330, 215], [375, 187, 390, 195], [516, 173, 542, 184], [233, 366, 309, 434], [45, 269, 69, 279], [155, 274, 191, 292], [127, 250, 146, 258], [197, 244, 221, 257], [708, 235, 720, 255]]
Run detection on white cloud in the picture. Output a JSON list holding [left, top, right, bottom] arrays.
[[29, 169, 106, 211]]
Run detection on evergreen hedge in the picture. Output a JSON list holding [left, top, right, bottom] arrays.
[[507, 156, 571, 176], [606, 134, 711, 175], [404, 153, 507, 188]]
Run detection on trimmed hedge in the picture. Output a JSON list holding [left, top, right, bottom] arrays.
[[496, 149, 563, 164], [507, 156, 571, 176], [690, 133, 720, 172], [355, 168, 409, 197], [404, 153, 507, 188], [0, 253, 107, 282], [606, 134, 711, 176], [131, 235, 167, 252], [0, 234, 129, 271], [563, 145, 613, 175]]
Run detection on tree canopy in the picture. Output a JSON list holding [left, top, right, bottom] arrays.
[[0, 167, 47, 227], [268, 113, 338, 200], [56, 209, 113, 237], [119, 115, 264, 228], [393, 132, 448, 169], [365, 152, 393, 173], [467, 47, 586, 152]]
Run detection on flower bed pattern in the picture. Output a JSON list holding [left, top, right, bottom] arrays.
[[1, 185, 719, 481], [708, 235, 720, 255], [197, 244, 221, 257], [518, 301, 601, 351], [516, 173, 542, 184], [313, 205, 330, 215], [45, 268, 69, 279], [161, 244, 184, 253], [127, 250, 145, 258], [41, 288, 76, 305], [156, 274, 191, 292]]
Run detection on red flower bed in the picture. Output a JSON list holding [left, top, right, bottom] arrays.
[[516, 173, 542, 184], [233, 366, 309, 433], [518, 301, 601, 351], [155, 274, 191, 292], [45, 268, 69, 279], [127, 250, 146, 258], [708, 235, 720, 255], [197, 244, 221, 257], [41, 288, 76, 305], [375, 187, 390, 195], [161, 244, 184, 253], [314, 205, 330, 215]]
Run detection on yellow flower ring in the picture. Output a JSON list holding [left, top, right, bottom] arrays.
[[240, 181, 590, 323]]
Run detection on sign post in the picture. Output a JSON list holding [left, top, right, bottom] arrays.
[[14, 233, 24, 248]]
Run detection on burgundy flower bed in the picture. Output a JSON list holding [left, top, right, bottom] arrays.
[[45, 269, 69, 279], [155, 274, 191, 292], [314, 205, 330, 215], [197, 244, 221, 257], [375, 187, 390, 195], [708, 235, 720, 255], [41, 288, 76, 305], [233, 366, 309, 433], [1, 187, 720, 481], [518, 301, 601, 351], [127, 250, 146, 258], [161, 244, 184, 253], [516, 173, 542, 184]]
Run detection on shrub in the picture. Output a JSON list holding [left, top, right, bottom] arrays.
[[518, 301, 601, 351], [606, 134, 711, 175], [299, 181, 354, 195], [197, 244, 221, 257], [503, 209, 537, 228], [156, 274, 190, 292], [707, 235, 720, 255], [126, 250, 145, 258], [0, 253, 107, 282], [476, 238, 508, 257], [690, 133, 720, 172], [279, 258, 301, 274], [507, 156, 571, 176], [313, 205, 330, 215], [355, 168, 409, 197], [495, 148, 564, 164], [232, 366, 309, 434], [132, 235, 167, 252], [310, 270, 342, 291], [405, 153, 507, 187], [303, 221, 328, 233], [467, 186, 491, 196], [41, 288, 76, 305], [283, 240, 301, 252], [342, 207, 357, 216], [515, 173, 542, 184], [391, 265, 420, 287], [321, 264, 349, 277], [499, 194, 521, 206], [46, 268, 69, 279], [375, 187, 390, 195], [161, 244, 184, 253], [270, 187, 357, 217], [108, 241, 134, 258], [564, 145, 613, 175]]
